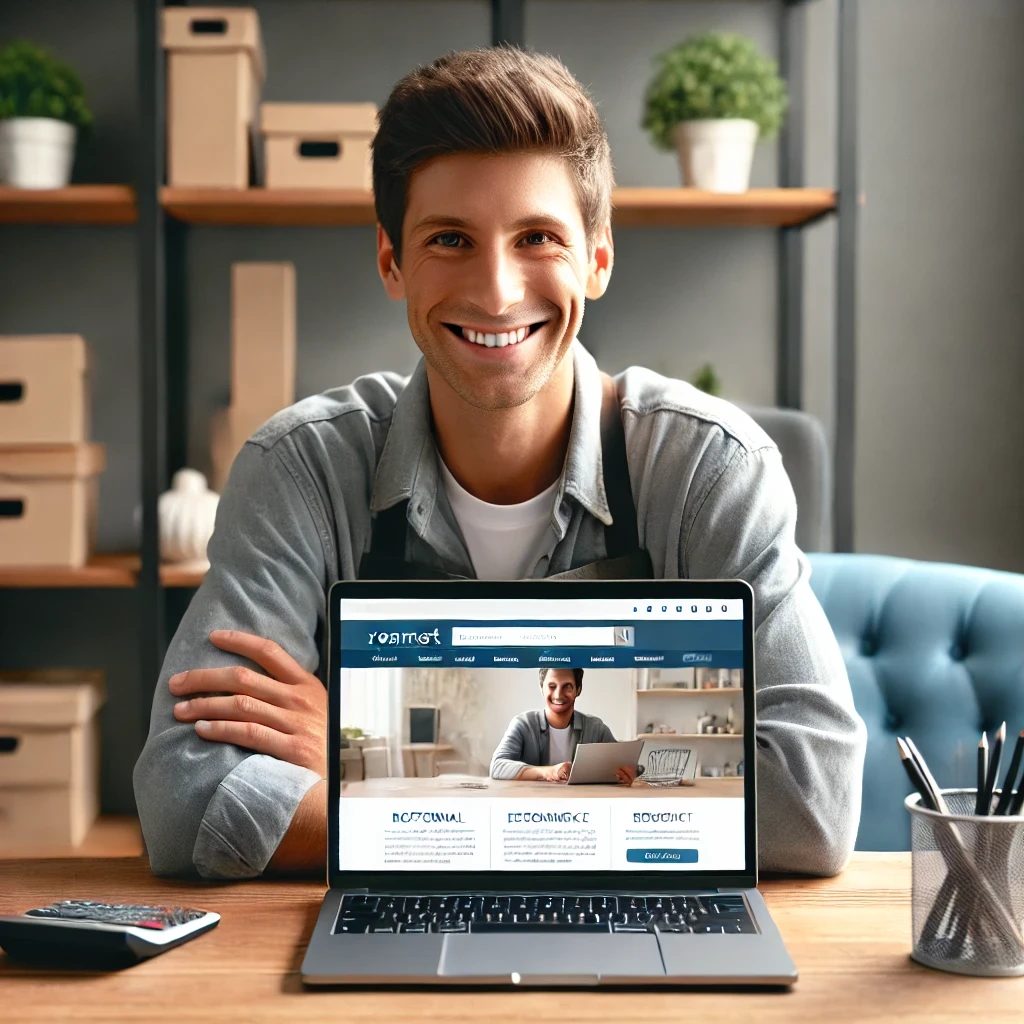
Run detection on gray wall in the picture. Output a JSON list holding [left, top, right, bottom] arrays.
[[2, 0, 1024, 808]]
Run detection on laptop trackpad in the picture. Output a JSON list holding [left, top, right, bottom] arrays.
[[439, 933, 663, 983]]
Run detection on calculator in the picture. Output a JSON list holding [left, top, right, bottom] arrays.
[[0, 900, 220, 968]]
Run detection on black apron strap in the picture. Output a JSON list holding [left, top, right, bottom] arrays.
[[359, 371, 647, 580], [599, 371, 640, 559]]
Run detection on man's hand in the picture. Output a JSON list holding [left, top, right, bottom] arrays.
[[542, 761, 571, 782], [170, 630, 327, 778], [615, 765, 637, 786]]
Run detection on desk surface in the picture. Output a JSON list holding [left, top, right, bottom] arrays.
[[342, 776, 744, 798], [1, 853, 1020, 1022]]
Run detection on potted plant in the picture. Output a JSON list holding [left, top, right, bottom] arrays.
[[642, 31, 787, 194], [0, 40, 92, 189]]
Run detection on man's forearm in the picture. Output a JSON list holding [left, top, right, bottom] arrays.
[[515, 765, 548, 781], [266, 779, 327, 876]]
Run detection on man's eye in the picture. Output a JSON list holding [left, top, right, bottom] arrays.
[[524, 231, 551, 245], [431, 232, 463, 248]]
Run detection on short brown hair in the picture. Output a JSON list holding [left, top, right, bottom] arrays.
[[372, 46, 614, 267], [539, 667, 584, 690]]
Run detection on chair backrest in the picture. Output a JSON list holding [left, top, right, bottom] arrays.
[[807, 552, 1024, 850], [741, 405, 831, 552]]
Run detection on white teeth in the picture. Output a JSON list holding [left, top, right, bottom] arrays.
[[458, 325, 535, 346]]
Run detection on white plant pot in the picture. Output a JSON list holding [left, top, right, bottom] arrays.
[[673, 119, 759, 194], [0, 117, 77, 189]]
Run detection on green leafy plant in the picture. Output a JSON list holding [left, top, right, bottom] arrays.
[[642, 31, 787, 149], [0, 40, 92, 129], [691, 363, 722, 397]]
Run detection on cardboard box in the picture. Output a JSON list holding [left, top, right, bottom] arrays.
[[0, 444, 105, 567], [0, 335, 89, 445], [163, 7, 265, 188], [231, 262, 295, 416], [209, 263, 296, 491], [0, 672, 105, 850], [261, 103, 377, 189]]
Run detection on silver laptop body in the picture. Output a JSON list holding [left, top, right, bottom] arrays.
[[302, 579, 797, 987]]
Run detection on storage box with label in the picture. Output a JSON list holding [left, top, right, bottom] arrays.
[[0, 672, 105, 850], [0, 335, 90, 445], [0, 444, 105, 567], [261, 103, 377, 189], [163, 6, 265, 188]]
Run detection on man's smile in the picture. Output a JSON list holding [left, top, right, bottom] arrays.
[[441, 321, 549, 349]]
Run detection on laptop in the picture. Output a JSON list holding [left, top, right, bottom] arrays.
[[301, 579, 797, 987]]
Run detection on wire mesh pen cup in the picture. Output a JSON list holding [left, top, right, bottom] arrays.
[[907, 789, 1024, 976]]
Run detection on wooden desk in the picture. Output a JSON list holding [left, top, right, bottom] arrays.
[[1, 854, 1020, 1021], [342, 776, 744, 799]]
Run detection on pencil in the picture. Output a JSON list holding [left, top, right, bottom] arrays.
[[904, 736, 948, 814], [981, 722, 1006, 815], [897, 738, 937, 810], [975, 733, 989, 815], [994, 728, 1024, 815]]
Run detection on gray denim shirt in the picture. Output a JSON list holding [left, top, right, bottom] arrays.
[[133, 341, 866, 879], [490, 710, 616, 780]]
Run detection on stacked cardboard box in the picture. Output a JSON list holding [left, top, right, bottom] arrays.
[[210, 263, 296, 492], [0, 670, 106, 851], [0, 336, 106, 567], [163, 6, 265, 189]]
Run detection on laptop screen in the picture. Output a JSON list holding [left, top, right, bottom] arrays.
[[332, 584, 753, 879]]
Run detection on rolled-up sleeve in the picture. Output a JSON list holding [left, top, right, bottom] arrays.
[[684, 444, 867, 876], [489, 717, 531, 780], [133, 440, 329, 878]]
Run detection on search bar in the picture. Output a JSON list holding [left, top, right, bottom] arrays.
[[451, 626, 634, 647]]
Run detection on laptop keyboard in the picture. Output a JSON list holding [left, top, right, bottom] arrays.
[[336, 893, 755, 935]]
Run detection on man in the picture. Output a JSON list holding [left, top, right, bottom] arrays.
[[490, 668, 636, 785], [134, 47, 865, 880]]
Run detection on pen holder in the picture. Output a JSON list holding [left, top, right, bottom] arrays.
[[907, 789, 1024, 976]]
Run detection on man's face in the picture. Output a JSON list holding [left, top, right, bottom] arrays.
[[377, 151, 613, 411], [542, 670, 579, 721]]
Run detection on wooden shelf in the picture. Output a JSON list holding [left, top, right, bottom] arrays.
[[612, 187, 836, 227], [0, 554, 206, 589], [0, 185, 137, 224], [0, 815, 142, 860], [162, 186, 836, 228], [160, 563, 207, 588], [0, 553, 138, 588], [162, 187, 377, 226], [639, 687, 743, 695]]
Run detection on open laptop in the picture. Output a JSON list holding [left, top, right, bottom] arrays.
[[301, 579, 797, 987]]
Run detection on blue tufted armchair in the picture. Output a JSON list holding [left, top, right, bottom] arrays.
[[806, 553, 1024, 851]]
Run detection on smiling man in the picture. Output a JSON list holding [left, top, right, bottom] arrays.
[[134, 47, 865, 881], [490, 669, 636, 785]]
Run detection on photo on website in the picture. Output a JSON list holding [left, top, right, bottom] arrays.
[[337, 663, 747, 872]]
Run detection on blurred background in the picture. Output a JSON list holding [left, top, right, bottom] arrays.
[[0, 1, 1021, 853]]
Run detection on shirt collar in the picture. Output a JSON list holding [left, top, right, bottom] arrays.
[[369, 340, 611, 527]]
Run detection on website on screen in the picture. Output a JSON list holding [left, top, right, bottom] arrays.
[[337, 598, 747, 873]]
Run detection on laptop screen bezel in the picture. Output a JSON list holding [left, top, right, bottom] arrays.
[[327, 578, 757, 892]]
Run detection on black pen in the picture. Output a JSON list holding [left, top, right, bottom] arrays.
[[975, 733, 989, 815], [994, 728, 1024, 815], [981, 722, 1006, 815]]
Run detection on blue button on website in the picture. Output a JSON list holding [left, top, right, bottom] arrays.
[[626, 848, 698, 864]]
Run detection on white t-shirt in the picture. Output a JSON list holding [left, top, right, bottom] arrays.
[[547, 723, 574, 766], [438, 458, 558, 581]]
